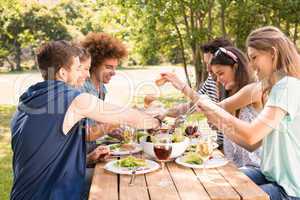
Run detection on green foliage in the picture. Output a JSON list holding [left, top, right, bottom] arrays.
[[0, 0, 299, 76]]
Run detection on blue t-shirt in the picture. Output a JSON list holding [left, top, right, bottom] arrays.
[[10, 80, 86, 200], [262, 76, 300, 197]]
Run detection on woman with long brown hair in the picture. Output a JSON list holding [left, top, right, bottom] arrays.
[[195, 26, 300, 200]]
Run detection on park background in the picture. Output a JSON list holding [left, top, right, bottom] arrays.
[[1, 0, 300, 199]]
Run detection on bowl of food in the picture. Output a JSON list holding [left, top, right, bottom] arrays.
[[140, 133, 189, 159]]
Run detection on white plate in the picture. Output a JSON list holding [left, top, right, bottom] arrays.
[[175, 155, 228, 169], [104, 159, 160, 175], [109, 144, 142, 156]]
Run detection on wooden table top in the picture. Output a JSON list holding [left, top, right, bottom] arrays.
[[89, 153, 269, 200]]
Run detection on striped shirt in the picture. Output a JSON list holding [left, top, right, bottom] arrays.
[[198, 74, 219, 103], [197, 74, 224, 149]]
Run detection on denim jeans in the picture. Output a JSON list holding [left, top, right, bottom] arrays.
[[240, 167, 300, 200]]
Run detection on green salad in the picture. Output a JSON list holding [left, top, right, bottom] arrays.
[[109, 144, 121, 150], [171, 132, 185, 143], [183, 152, 203, 165], [116, 156, 147, 168], [145, 132, 185, 143], [186, 144, 197, 152]]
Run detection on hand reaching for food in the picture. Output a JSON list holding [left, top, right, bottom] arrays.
[[87, 145, 110, 163], [160, 72, 187, 91], [107, 128, 125, 141]]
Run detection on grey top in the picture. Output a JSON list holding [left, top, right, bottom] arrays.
[[224, 105, 261, 168], [81, 78, 107, 155], [81, 78, 107, 126]]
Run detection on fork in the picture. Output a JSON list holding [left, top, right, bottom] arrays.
[[128, 167, 137, 186], [171, 101, 199, 129]]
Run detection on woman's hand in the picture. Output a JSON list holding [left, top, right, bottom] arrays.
[[160, 72, 186, 91]]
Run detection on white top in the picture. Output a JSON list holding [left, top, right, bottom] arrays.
[[224, 105, 261, 168]]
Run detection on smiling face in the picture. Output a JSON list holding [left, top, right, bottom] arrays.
[[95, 58, 118, 84], [247, 47, 274, 81], [77, 57, 91, 87], [56, 56, 84, 87], [211, 64, 236, 91], [56, 57, 90, 88]]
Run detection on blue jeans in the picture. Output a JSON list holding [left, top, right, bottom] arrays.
[[240, 167, 300, 200]]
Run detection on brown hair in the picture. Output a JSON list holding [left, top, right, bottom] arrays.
[[80, 33, 128, 72], [72, 42, 91, 62], [211, 46, 255, 96], [246, 26, 300, 101], [37, 40, 81, 80], [200, 37, 233, 54]]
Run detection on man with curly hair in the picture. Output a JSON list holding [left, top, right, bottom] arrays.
[[79, 33, 128, 199]]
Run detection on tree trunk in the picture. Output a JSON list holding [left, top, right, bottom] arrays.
[[171, 15, 192, 87], [5, 57, 15, 71], [31, 48, 38, 70], [220, 2, 226, 37], [293, 22, 298, 44], [15, 42, 22, 71], [207, 0, 214, 40], [193, 45, 203, 89], [285, 21, 290, 37]]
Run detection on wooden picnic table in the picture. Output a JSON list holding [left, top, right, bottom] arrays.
[[89, 152, 269, 200]]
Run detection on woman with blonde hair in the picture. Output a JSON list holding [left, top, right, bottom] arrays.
[[194, 26, 300, 200]]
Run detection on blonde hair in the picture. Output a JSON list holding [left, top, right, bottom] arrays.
[[246, 26, 300, 101]]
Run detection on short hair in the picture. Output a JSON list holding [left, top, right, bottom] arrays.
[[37, 40, 81, 80], [78, 47, 91, 62], [80, 33, 128, 72], [200, 37, 233, 54]]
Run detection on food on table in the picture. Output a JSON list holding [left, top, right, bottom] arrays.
[[144, 133, 185, 143], [116, 156, 147, 168], [171, 132, 185, 143], [109, 143, 121, 150], [196, 141, 213, 160], [184, 125, 198, 136], [183, 152, 203, 165], [136, 131, 147, 143], [122, 128, 135, 143], [109, 143, 136, 152], [120, 143, 136, 151], [107, 128, 124, 141], [146, 129, 157, 135], [144, 94, 157, 108], [185, 144, 197, 153], [155, 76, 167, 86]]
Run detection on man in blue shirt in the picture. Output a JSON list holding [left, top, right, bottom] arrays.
[[10, 40, 160, 200]]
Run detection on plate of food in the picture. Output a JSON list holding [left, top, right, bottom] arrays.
[[175, 152, 228, 169], [189, 136, 219, 148], [104, 156, 160, 175], [108, 143, 142, 156], [186, 142, 219, 153]]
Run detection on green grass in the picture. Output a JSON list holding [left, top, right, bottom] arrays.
[[0, 105, 15, 199], [0, 69, 39, 75]]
